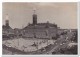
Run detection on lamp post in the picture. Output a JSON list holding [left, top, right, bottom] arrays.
[[45, 29, 49, 46]]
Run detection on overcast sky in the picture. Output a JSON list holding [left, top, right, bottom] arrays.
[[2, 2, 77, 29]]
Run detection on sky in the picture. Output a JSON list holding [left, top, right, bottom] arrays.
[[2, 2, 77, 29]]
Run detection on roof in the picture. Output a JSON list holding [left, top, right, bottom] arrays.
[[2, 25, 12, 30], [23, 23, 57, 29]]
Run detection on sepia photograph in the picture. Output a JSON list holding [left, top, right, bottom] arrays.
[[2, 2, 78, 55]]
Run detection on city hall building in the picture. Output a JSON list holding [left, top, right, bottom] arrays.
[[21, 9, 58, 39]]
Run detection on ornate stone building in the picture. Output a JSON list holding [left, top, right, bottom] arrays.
[[21, 9, 58, 39]]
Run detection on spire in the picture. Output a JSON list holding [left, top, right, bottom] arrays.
[[33, 8, 37, 14], [6, 14, 9, 20]]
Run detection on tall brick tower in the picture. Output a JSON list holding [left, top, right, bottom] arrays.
[[33, 8, 37, 25], [5, 14, 9, 26]]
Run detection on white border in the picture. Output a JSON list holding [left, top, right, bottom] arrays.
[[2, 0, 78, 2], [78, 1, 80, 56], [0, 0, 2, 56], [2, 55, 79, 57], [0, 0, 79, 57]]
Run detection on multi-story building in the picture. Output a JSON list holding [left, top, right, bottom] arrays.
[[22, 9, 58, 39]]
